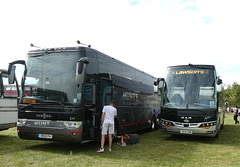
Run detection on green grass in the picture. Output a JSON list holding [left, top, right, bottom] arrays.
[[1, 114, 240, 167]]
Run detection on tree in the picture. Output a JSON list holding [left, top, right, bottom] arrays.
[[222, 82, 240, 107]]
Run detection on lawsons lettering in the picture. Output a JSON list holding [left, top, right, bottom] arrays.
[[173, 70, 206, 75]]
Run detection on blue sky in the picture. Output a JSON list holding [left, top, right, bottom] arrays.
[[0, 0, 240, 85]]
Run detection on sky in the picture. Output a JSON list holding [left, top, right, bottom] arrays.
[[0, 0, 240, 86]]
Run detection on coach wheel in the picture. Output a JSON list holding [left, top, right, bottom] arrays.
[[155, 116, 160, 130], [214, 121, 220, 138], [220, 123, 224, 129], [220, 118, 224, 129], [214, 130, 219, 138]]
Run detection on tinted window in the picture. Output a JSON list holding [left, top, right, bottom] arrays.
[[84, 84, 96, 105], [122, 77, 136, 91], [122, 64, 135, 81], [86, 52, 98, 74], [25, 87, 31, 91], [136, 71, 146, 84], [147, 75, 155, 86], [98, 54, 122, 77], [23, 51, 83, 105], [2, 77, 18, 97], [5, 87, 11, 90], [163, 66, 216, 109], [101, 79, 112, 106]]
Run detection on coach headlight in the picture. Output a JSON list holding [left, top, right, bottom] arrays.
[[162, 120, 174, 127], [199, 121, 217, 129], [63, 121, 82, 128], [17, 119, 27, 126]]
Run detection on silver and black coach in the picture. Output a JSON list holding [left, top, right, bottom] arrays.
[[154, 64, 225, 138]]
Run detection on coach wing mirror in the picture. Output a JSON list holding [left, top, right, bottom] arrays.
[[76, 57, 89, 84], [154, 78, 164, 94], [8, 65, 16, 84], [154, 84, 158, 93], [216, 77, 223, 92], [216, 77, 222, 85], [154, 79, 159, 93]]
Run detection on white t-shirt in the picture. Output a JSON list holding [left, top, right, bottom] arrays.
[[102, 105, 117, 124]]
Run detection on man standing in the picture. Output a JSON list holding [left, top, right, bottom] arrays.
[[233, 106, 239, 124], [97, 100, 117, 153]]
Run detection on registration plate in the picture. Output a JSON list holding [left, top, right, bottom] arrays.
[[38, 134, 53, 139], [180, 130, 193, 134]]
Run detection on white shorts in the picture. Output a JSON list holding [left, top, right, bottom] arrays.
[[102, 123, 114, 135]]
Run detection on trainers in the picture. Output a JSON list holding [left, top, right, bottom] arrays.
[[108, 148, 111, 152], [97, 148, 104, 153]]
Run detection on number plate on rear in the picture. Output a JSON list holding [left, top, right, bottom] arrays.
[[180, 130, 193, 134], [38, 134, 52, 139]]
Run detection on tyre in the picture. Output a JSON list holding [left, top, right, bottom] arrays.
[[155, 115, 160, 130], [220, 123, 224, 129], [220, 117, 224, 129], [214, 121, 220, 138], [214, 131, 219, 138]]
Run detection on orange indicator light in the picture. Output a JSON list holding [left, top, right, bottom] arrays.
[[23, 99, 36, 103]]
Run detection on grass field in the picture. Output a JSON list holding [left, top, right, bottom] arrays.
[[1, 114, 240, 167]]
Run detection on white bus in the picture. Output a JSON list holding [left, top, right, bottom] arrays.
[[0, 68, 19, 131]]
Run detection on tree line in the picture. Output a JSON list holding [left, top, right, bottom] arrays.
[[223, 82, 240, 107]]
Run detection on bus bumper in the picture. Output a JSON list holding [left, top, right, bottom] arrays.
[[160, 119, 218, 137], [17, 119, 83, 143]]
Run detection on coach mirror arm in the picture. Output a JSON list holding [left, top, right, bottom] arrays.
[[8, 60, 26, 84]]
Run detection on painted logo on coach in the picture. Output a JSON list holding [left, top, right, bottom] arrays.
[[172, 70, 208, 75]]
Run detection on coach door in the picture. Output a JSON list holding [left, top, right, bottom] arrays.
[[101, 78, 112, 107]]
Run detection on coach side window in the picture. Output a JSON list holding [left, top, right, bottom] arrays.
[[101, 79, 112, 106], [86, 52, 98, 74], [84, 84, 96, 106], [2, 76, 18, 97], [122, 65, 136, 81], [98, 54, 122, 77]]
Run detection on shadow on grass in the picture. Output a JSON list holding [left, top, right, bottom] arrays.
[[0, 134, 18, 143], [25, 140, 100, 155], [25, 128, 154, 155]]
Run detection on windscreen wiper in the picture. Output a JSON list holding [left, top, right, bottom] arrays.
[[19, 102, 42, 110], [40, 100, 72, 112], [19, 103, 33, 110]]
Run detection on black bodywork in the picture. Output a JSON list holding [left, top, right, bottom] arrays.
[[17, 47, 161, 143]]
